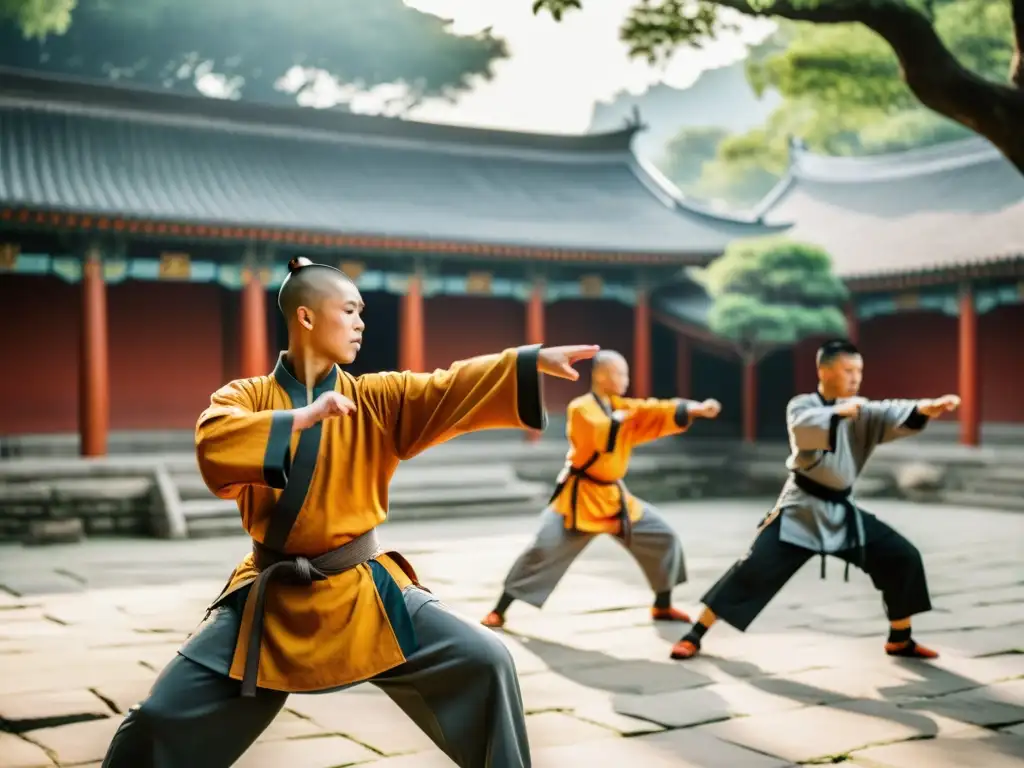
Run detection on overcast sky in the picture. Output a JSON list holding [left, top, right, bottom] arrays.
[[268, 0, 776, 134]]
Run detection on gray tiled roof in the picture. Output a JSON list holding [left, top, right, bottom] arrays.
[[0, 68, 779, 257], [756, 137, 1024, 278]]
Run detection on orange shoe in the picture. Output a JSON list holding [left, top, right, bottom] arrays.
[[669, 639, 700, 660], [652, 606, 692, 623], [885, 639, 939, 659], [481, 611, 506, 629]]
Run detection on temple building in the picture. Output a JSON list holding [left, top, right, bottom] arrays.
[[0, 68, 778, 455], [761, 137, 1024, 446]]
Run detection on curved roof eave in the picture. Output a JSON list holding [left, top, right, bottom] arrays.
[[628, 154, 789, 231]]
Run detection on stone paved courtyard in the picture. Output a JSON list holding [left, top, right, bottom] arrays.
[[1, 499, 1022, 767]]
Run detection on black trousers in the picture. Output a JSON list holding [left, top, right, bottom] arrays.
[[701, 511, 932, 632]]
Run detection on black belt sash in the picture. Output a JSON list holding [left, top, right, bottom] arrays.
[[234, 528, 381, 697], [549, 455, 632, 546], [791, 473, 864, 582]]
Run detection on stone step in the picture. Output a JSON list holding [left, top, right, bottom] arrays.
[[182, 496, 543, 538], [174, 463, 539, 501], [938, 490, 1024, 512], [958, 465, 1024, 481], [960, 476, 1024, 496]]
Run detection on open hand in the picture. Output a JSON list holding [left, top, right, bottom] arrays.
[[688, 398, 722, 419], [537, 345, 600, 381], [918, 394, 960, 418], [294, 391, 356, 431], [835, 397, 868, 418]]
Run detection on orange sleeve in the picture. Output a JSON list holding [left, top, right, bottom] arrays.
[[376, 345, 547, 460], [616, 397, 692, 447], [194, 380, 293, 499]]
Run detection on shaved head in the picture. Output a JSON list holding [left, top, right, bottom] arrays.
[[278, 256, 354, 319], [591, 349, 629, 396], [276, 257, 366, 365], [593, 350, 627, 374]]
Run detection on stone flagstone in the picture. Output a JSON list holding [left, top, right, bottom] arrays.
[[850, 728, 1024, 768], [0, 732, 55, 768], [2, 500, 1024, 767], [699, 698, 979, 763]]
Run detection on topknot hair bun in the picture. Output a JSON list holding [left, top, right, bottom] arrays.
[[288, 256, 313, 273]]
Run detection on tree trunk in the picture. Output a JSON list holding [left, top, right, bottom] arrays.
[[715, 0, 1024, 175], [742, 355, 757, 445]]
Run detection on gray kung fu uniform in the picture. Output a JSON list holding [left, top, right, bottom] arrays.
[[700, 393, 934, 631], [502, 504, 687, 610]]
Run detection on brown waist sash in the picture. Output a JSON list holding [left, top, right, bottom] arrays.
[[238, 528, 382, 697]]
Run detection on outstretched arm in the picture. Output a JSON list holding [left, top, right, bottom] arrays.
[[858, 394, 960, 448], [617, 397, 721, 448], [380, 344, 599, 460]]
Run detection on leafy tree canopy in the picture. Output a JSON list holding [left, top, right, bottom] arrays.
[[656, 2, 1012, 207], [1, 0, 508, 110], [536, 0, 1024, 186], [694, 237, 849, 358]]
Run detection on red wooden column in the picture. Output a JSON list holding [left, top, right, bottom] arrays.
[[525, 279, 546, 442], [742, 358, 757, 444], [240, 269, 269, 378], [845, 301, 859, 344], [633, 285, 651, 398], [399, 271, 425, 372], [675, 333, 691, 398], [80, 248, 109, 457], [958, 283, 980, 446]]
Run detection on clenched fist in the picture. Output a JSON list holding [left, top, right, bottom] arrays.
[[917, 394, 960, 418], [835, 397, 869, 418], [294, 391, 356, 431], [687, 399, 722, 419]]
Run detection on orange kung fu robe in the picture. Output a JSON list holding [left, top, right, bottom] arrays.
[[177, 344, 546, 695], [550, 392, 692, 538]]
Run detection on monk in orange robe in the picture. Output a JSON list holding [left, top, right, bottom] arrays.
[[100, 257, 598, 768], [481, 350, 722, 629]]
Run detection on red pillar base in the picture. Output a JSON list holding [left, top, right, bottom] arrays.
[[633, 287, 651, 399], [240, 270, 269, 379], [399, 273, 425, 372], [80, 250, 109, 457], [958, 285, 979, 446], [526, 280, 545, 443]]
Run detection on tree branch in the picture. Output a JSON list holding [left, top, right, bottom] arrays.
[[710, 0, 1024, 173]]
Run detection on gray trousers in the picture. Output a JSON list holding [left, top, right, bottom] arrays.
[[503, 505, 687, 609], [101, 586, 530, 768]]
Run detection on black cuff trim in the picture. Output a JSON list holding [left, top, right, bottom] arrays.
[[902, 407, 929, 431], [826, 413, 841, 453], [515, 344, 547, 432], [262, 411, 293, 489], [607, 413, 624, 452], [674, 401, 691, 428]]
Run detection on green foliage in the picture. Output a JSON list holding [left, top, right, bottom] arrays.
[[0, 0, 76, 39], [0, 0, 507, 107], [659, 126, 729, 187], [535, 0, 1014, 208], [694, 237, 849, 357]]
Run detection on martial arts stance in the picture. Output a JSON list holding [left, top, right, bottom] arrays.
[[671, 339, 960, 662], [101, 257, 599, 768], [482, 350, 722, 629]]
